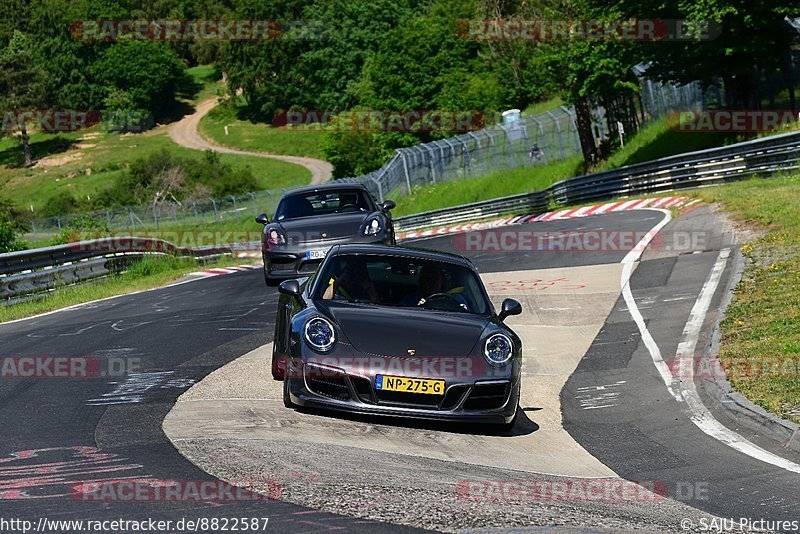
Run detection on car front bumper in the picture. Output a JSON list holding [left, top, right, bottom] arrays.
[[284, 358, 520, 425]]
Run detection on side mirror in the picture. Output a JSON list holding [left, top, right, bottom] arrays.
[[278, 279, 302, 299], [255, 213, 270, 225], [381, 200, 396, 212], [498, 298, 522, 321]]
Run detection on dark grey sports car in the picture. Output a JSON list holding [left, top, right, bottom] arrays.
[[271, 244, 523, 429], [256, 183, 395, 286]]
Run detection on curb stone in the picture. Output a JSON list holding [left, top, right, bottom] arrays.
[[703, 246, 800, 453]]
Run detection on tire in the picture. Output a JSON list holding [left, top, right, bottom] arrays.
[[498, 406, 518, 433], [283, 376, 295, 409], [271, 342, 284, 381], [264, 268, 279, 287]]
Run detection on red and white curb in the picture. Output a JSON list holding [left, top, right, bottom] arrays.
[[397, 196, 701, 241], [190, 264, 262, 278]]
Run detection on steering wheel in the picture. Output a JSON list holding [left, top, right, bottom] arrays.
[[338, 203, 361, 212], [420, 292, 466, 311]]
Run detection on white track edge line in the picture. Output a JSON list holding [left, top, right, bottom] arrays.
[[623, 210, 800, 474]]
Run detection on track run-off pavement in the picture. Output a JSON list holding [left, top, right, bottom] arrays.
[[1, 206, 799, 532]]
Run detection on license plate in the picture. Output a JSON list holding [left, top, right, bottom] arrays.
[[375, 375, 445, 395], [305, 249, 327, 260]]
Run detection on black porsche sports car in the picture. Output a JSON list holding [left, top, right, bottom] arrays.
[[256, 183, 395, 286], [272, 244, 523, 429]]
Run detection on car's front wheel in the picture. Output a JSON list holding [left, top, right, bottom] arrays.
[[283, 377, 295, 409], [498, 407, 518, 432], [264, 266, 279, 287]]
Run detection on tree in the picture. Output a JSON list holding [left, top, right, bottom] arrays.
[[599, 0, 799, 109], [0, 31, 48, 166]]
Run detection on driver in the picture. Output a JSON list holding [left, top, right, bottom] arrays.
[[402, 264, 469, 310]]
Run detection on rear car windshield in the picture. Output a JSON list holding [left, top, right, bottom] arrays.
[[275, 189, 374, 221], [315, 254, 491, 315]]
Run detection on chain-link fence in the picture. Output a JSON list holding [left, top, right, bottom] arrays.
[[338, 106, 583, 203], [24, 74, 712, 243], [25, 189, 289, 243]]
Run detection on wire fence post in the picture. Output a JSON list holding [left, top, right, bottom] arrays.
[[401, 150, 412, 194]]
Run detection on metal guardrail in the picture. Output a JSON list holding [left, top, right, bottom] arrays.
[[0, 237, 234, 304], [394, 191, 549, 232], [394, 129, 800, 232]]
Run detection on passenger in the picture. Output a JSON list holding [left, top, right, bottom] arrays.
[[323, 260, 380, 302]]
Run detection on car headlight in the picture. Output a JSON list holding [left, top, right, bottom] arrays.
[[484, 333, 513, 365], [363, 217, 382, 236], [267, 228, 286, 246], [304, 317, 336, 352]]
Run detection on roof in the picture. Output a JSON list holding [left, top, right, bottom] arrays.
[[281, 182, 369, 197], [331, 244, 474, 269]]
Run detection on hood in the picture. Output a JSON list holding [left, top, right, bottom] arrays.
[[277, 212, 374, 241], [321, 303, 488, 358]]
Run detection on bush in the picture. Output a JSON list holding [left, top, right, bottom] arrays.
[[48, 214, 111, 246], [0, 221, 27, 253], [102, 148, 258, 208], [40, 191, 82, 218]]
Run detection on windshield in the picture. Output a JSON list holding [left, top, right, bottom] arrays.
[[275, 189, 374, 221], [315, 254, 491, 315]]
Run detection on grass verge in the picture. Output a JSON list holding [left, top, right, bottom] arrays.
[[692, 174, 800, 424], [200, 105, 325, 159], [0, 255, 256, 323]]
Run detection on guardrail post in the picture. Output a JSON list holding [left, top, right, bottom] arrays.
[[211, 198, 219, 221], [129, 208, 136, 231], [231, 195, 237, 214], [249, 192, 257, 217], [152, 203, 159, 229]]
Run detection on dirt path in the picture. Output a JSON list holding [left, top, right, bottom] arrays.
[[169, 99, 333, 185]]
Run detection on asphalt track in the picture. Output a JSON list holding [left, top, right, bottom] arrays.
[[1, 207, 799, 532]]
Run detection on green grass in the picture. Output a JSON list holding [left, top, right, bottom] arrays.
[[692, 174, 800, 424], [199, 106, 325, 159], [186, 64, 224, 104], [0, 127, 311, 213], [523, 97, 565, 116], [392, 158, 584, 217], [596, 117, 741, 170], [0, 254, 256, 323]]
